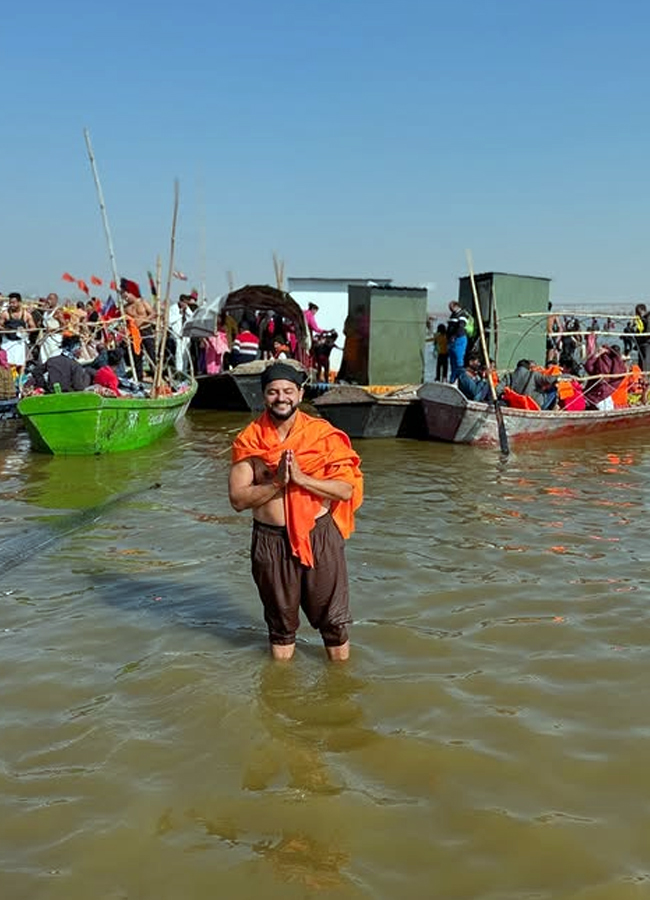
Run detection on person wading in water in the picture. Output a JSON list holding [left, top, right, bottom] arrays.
[[229, 362, 363, 661]]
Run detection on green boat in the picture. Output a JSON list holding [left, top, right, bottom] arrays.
[[17, 381, 197, 455]]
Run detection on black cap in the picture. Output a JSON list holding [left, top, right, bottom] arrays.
[[261, 362, 307, 390]]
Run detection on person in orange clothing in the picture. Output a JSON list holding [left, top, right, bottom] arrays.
[[229, 362, 363, 661]]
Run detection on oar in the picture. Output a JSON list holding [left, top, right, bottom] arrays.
[[465, 250, 510, 455]]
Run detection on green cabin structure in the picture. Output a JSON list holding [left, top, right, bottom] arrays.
[[340, 284, 428, 385], [457, 272, 550, 370]]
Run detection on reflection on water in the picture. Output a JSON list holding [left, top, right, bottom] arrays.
[[1, 412, 650, 898]]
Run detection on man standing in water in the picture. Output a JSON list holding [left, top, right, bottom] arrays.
[[229, 362, 363, 661]]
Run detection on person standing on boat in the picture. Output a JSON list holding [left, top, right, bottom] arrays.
[[231, 321, 260, 366], [0, 349, 16, 400], [0, 293, 36, 378], [303, 302, 324, 340], [39, 293, 64, 363], [446, 302, 469, 383], [229, 362, 363, 661], [433, 323, 449, 382], [632, 303, 650, 374], [122, 280, 157, 381]]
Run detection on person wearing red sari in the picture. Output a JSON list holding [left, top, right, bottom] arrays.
[[229, 362, 363, 661]]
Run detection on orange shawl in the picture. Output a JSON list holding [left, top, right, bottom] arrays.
[[231, 410, 363, 567]]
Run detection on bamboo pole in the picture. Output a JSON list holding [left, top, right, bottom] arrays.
[[152, 255, 165, 365], [466, 250, 509, 455], [272, 252, 285, 291], [153, 180, 180, 395], [83, 128, 137, 377], [518, 311, 634, 319]]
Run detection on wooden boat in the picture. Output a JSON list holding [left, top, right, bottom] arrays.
[[312, 384, 427, 439], [17, 380, 197, 455], [418, 381, 650, 446], [193, 366, 265, 412], [194, 358, 317, 413]]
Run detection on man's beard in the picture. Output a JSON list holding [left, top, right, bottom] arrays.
[[267, 400, 299, 421]]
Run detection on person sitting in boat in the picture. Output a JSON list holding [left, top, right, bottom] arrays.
[[93, 348, 124, 396], [499, 359, 558, 410], [446, 302, 470, 383], [44, 334, 92, 393], [557, 355, 586, 411], [583, 344, 626, 411], [456, 354, 490, 402], [272, 337, 290, 360]]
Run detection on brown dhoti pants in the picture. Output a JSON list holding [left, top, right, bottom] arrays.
[[251, 513, 351, 647]]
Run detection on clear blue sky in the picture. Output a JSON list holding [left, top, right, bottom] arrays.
[[3, 0, 649, 309]]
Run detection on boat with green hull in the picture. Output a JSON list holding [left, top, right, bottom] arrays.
[[17, 381, 197, 455]]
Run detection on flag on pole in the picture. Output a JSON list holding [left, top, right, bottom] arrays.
[[173, 271, 188, 281], [110, 280, 117, 291], [101, 295, 117, 317], [147, 271, 158, 298], [61, 272, 75, 282], [90, 275, 103, 286]]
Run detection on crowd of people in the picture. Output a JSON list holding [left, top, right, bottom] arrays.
[[198, 300, 339, 382], [0, 286, 343, 400], [0, 282, 197, 399], [429, 301, 649, 412]]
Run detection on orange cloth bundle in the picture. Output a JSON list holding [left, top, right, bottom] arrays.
[[127, 318, 142, 355], [232, 410, 363, 567], [501, 387, 541, 410]]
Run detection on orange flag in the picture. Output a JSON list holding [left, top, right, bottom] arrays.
[[77, 279, 90, 295], [61, 272, 75, 282], [90, 275, 103, 286]]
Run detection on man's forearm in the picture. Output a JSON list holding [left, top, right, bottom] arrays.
[[230, 482, 283, 512], [293, 475, 353, 502]]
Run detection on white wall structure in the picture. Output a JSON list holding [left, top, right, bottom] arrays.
[[287, 276, 393, 372]]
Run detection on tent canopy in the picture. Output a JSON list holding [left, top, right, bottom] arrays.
[[184, 284, 309, 348]]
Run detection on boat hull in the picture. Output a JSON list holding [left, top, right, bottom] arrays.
[[18, 383, 197, 455], [418, 382, 650, 446], [313, 386, 426, 439], [193, 372, 262, 411]]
